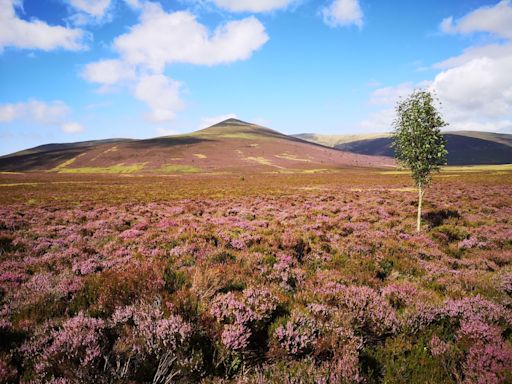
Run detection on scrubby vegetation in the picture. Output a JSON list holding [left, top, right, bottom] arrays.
[[0, 170, 511, 383]]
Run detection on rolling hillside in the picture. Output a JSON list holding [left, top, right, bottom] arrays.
[[295, 131, 512, 165], [0, 119, 392, 173]]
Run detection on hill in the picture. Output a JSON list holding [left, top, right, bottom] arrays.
[[0, 119, 392, 173], [294, 131, 512, 165]]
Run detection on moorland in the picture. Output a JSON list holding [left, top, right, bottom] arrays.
[[1, 165, 511, 383]]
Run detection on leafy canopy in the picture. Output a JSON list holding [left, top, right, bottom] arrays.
[[392, 90, 448, 188]]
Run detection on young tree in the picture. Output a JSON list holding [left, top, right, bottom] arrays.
[[392, 90, 448, 232]]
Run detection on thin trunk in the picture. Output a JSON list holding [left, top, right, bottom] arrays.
[[417, 185, 423, 232]]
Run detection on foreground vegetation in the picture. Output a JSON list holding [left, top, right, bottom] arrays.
[[0, 169, 511, 383]]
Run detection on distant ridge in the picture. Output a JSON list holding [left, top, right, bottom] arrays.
[[0, 119, 392, 173], [294, 131, 512, 165]]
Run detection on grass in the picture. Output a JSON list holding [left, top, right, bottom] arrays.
[[245, 156, 277, 167], [275, 153, 312, 162], [158, 164, 202, 174], [56, 163, 146, 174], [50, 155, 84, 171], [380, 164, 512, 175]]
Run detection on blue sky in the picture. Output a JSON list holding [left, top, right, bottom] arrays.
[[1, 0, 512, 155]]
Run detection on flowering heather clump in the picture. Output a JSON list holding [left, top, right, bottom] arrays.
[[337, 286, 399, 336], [1, 171, 512, 382], [210, 292, 256, 326], [243, 286, 278, 321], [429, 335, 450, 357], [111, 302, 191, 357], [23, 313, 106, 381], [221, 324, 252, 351], [275, 311, 319, 356], [210, 287, 278, 351]]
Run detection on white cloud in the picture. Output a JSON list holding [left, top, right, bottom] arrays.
[[134, 74, 184, 123], [123, 0, 142, 9], [113, 3, 268, 71], [68, 0, 112, 18], [0, 0, 86, 52], [361, 55, 512, 133], [359, 108, 395, 132], [0, 99, 86, 134], [0, 100, 70, 124], [369, 83, 416, 105], [431, 56, 512, 121], [155, 127, 178, 136], [358, 1, 512, 134], [440, 0, 512, 39], [198, 113, 237, 129], [434, 43, 512, 69], [82, 2, 269, 123], [82, 59, 135, 86], [61, 121, 84, 133], [322, 0, 363, 28], [208, 0, 295, 13]]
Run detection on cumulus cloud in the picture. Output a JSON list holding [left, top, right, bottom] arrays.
[[134, 74, 184, 123], [0, 100, 70, 124], [0, 0, 86, 52], [359, 108, 395, 132], [0, 99, 85, 134], [440, 0, 512, 39], [362, 55, 512, 133], [83, 2, 269, 123], [359, 2, 512, 134], [432, 56, 512, 121], [433, 43, 512, 69], [68, 0, 112, 18], [113, 3, 268, 71], [198, 113, 237, 129], [322, 0, 363, 28], [61, 121, 85, 133], [208, 0, 295, 13], [82, 59, 135, 87], [155, 127, 178, 136]]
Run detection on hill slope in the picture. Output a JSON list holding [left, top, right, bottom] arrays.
[[295, 131, 512, 165], [0, 119, 392, 173]]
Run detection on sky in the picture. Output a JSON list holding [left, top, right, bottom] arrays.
[[1, 0, 512, 155]]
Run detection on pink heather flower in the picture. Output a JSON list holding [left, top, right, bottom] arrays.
[[463, 342, 512, 384], [458, 237, 486, 250], [243, 287, 278, 321], [338, 286, 398, 335], [0, 272, 26, 284], [221, 324, 251, 351], [210, 292, 256, 325], [0, 357, 17, 383], [457, 318, 502, 345], [119, 228, 144, 240], [275, 312, 318, 356], [381, 282, 419, 308], [72, 258, 101, 276], [501, 273, 512, 294], [112, 303, 190, 356], [429, 335, 449, 357]]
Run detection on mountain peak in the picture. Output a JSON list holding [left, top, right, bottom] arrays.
[[214, 118, 253, 127]]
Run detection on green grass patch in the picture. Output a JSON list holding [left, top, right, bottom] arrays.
[[57, 163, 146, 174], [158, 164, 201, 174], [381, 164, 512, 175]]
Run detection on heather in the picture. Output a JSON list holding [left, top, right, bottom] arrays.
[[0, 170, 511, 383]]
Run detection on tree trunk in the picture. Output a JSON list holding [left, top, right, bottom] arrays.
[[417, 186, 423, 232]]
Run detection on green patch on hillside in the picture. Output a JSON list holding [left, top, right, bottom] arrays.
[[158, 164, 202, 174], [56, 163, 146, 174], [381, 164, 512, 175], [50, 154, 84, 171]]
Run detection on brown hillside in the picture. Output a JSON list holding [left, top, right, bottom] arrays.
[[0, 119, 393, 173]]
